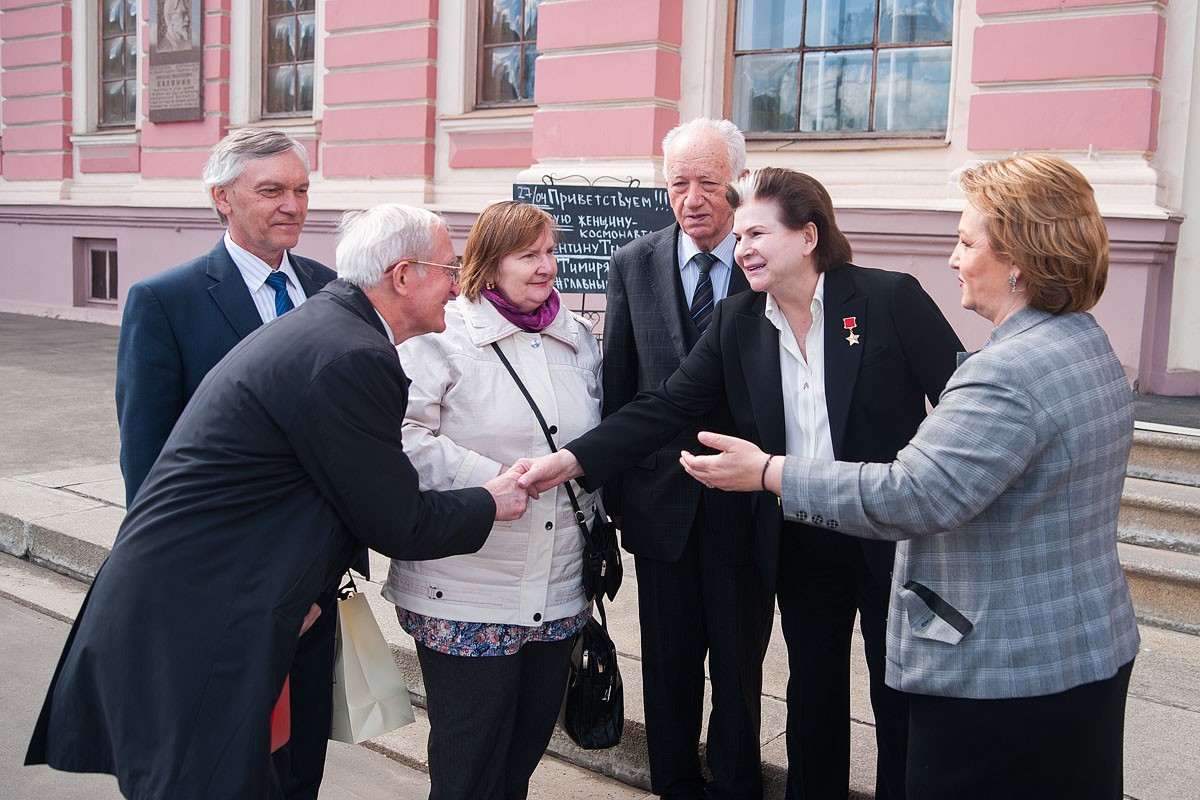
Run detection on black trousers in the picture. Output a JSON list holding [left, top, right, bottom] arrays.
[[634, 505, 775, 800], [414, 632, 576, 800], [906, 659, 1134, 800], [278, 586, 337, 800], [777, 527, 908, 800]]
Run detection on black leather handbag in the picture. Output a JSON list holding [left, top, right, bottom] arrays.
[[562, 605, 624, 749]]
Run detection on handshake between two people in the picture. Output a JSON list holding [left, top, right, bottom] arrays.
[[481, 431, 781, 522]]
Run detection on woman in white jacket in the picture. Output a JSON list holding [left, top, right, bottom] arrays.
[[384, 200, 602, 800]]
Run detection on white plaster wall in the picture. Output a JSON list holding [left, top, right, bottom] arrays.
[[1166, 5, 1200, 375]]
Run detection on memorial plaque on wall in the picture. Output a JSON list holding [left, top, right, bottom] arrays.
[[513, 183, 675, 294], [148, 0, 203, 122]]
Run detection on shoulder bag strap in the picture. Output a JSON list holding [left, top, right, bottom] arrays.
[[490, 342, 609, 627]]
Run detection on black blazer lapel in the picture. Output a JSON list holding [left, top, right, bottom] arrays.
[[736, 299, 786, 454], [291, 254, 324, 299], [643, 226, 690, 363], [727, 258, 750, 297], [205, 239, 265, 340], [823, 266, 866, 458]]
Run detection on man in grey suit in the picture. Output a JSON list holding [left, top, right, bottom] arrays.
[[602, 118, 772, 799], [113, 128, 336, 800]]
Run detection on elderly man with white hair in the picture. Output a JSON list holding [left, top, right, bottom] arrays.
[[27, 203, 530, 800]]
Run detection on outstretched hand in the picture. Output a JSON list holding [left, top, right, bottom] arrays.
[[484, 466, 532, 520], [680, 431, 781, 495], [513, 450, 584, 498]]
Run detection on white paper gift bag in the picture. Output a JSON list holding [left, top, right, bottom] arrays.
[[329, 591, 415, 744]]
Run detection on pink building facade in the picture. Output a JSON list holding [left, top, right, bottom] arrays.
[[1, 0, 1197, 393]]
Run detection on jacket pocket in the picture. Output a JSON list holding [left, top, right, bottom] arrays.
[[898, 580, 974, 645]]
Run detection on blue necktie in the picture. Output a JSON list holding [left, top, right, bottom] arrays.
[[265, 271, 295, 317], [689, 252, 717, 333]]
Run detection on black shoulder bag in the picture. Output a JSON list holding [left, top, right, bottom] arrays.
[[490, 342, 624, 749]]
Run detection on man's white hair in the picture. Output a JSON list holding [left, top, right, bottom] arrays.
[[335, 203, 448, 290], [662, 118, 747, 180], [201, 129, 310, 224]]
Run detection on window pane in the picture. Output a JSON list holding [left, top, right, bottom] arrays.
[[102, 0, 125, 35], [266, 65, 296, 113], [873, 46, 950, 132], [732, 53, 800, 132], [108, 254, 119, 301], [267, 0, 296, 14], [735, 0, 803, 51], [800, 49, 872, 132], [126, 0, 138, 33], [267, 17, 296, 64], [102, 37, 126, 80], [296, 63, 314, 112], [521, 45, 537, 101], [297, 14, 315, 62], [91, 250, 108, 299], [481, 45, 521, 102], [101, 82, 127, 124], [297, 0, 315, 10], [125, 78, 137, 120], [125, 35, 138, 78], [484, 0, 523, 44], [524, 0, 540, 40], [804, 0, 876, 47], [878, 0, 953, 44]]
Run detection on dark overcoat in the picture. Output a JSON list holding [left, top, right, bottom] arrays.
[[115, 238, 336, 506], [27, 279, 495, 799]]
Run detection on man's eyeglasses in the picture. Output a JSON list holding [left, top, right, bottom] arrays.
[[385, 257, 463, 285]]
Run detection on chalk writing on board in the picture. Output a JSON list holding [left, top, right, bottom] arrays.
[[513, 183, 675, 294]]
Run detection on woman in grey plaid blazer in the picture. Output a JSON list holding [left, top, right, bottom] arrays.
[[682, 154, 1140, 800]]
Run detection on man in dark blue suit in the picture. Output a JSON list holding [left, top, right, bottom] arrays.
[[114, 128, 337, 800]]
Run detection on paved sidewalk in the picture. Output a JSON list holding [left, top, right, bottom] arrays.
[[2, 310, 1199, 799]]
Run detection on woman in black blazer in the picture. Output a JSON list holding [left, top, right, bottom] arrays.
[[519, 167, 962, 800]]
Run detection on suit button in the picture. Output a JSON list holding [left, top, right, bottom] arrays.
[[533, 613, 542, 622], [828, 519, 839, 529], [435, 590, 443, 599], [531, 339, 541, 349], [548, 425, 558, 435], [545, 521, 553, 530], [812, 515, 823, 525]]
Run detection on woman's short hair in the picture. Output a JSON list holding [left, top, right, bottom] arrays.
[[959, 153, 1109, 314], [335, 203, 447, 290], [459, 201, 558, 302], [727, 167, 852, 274]]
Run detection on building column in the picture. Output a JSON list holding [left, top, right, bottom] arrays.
[[524, 0, 683, 184], [0, 0, 72, 181], [321, 0, 438, 191]]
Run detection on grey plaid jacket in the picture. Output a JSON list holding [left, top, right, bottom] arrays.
[[781, 307, 1140, 699]]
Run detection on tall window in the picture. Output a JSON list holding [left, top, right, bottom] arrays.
[[264, 0, 315, 116], [478, 0, 540, 107], [83, 241, 119, 306], [100, 0, 138, 127], [731, 0, 953, 136]]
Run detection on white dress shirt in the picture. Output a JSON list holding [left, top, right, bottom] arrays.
[[765, 274, 835, 461], [224, 231, 308, 323], [677, 231, 736, 307]]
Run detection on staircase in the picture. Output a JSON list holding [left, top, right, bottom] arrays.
[[1118, 423, 1200, 635]]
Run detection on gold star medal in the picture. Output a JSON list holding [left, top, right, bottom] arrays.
[[843, 316, 860, 346]]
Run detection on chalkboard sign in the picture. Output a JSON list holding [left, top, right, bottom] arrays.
[[513, 183, 675, 294]]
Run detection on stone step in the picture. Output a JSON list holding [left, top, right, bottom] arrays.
[[1128, 426, 1200, 489], [1119, 477, 1200, 555], [1118, 542, 1200, 636]]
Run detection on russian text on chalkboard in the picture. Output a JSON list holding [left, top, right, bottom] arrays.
[[513, 183, 675, 294]]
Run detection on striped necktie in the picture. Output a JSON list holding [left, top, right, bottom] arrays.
[[265, 271, 295, 317], [689, 251, 718, 333]]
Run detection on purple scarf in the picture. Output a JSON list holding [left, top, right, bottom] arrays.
[[482, 288, 561, 333]]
